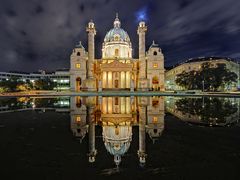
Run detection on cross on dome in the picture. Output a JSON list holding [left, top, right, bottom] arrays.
[[114, 13, 121, 28]]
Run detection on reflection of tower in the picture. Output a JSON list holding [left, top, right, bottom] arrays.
[[88, 106, 97, 163], [70, 96, 88, 143], [146, 97, 165, 143], [138, 100, 147, 166]]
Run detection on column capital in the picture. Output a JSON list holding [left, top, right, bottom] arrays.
[[86, 21, 96, 35], [137, 21, 147, 34]]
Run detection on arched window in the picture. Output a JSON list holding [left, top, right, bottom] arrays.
[[153, 51, 157, 56], [115, 49, 119, 57], [76, 116, 81, 122], [114, 36, 119, 41], [77, 52, 81, 56]]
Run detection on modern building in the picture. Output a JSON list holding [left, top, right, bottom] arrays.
[[165, 57, 240, 91], [0, 69, 70, 90], [70, 14, 165, 92]]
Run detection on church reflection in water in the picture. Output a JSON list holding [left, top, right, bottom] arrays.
[[70, 96, 165, 167]]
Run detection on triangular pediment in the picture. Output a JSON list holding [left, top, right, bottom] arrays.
[[101, 60, 133, 71]]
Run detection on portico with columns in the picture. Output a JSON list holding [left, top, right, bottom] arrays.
[[100, 60, 134, 89]]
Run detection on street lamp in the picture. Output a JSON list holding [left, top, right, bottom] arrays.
[[238, 61, 240, 91], [202, 80, 205, 92]]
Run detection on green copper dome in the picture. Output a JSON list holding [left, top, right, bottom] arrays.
[[104, 14, 131, 43]]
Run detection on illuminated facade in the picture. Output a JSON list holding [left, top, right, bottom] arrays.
[[70, 14, 165, 92], [70, 96, 165, 167]]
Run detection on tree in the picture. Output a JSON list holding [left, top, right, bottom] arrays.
[[0, 77, 20, 92], [16, 83, 29, 91], [34, 78, 56, 90], [222, 71, 238, 90], [175, 62, 238, 91], [175, 97, 238, 125]]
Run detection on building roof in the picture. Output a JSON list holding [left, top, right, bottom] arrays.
[[150, 41, 159, 48], [104, 14, 130, 43], [168, 56, 239, 71], [184, 56, 236, 63], [75, 41, 85, 49]]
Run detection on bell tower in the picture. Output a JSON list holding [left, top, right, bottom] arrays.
[[70, 41, 87, 91], [147, 41, 165, 91]]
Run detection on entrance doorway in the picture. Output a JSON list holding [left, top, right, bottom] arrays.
[[114, 79, 119, 88], [152, 76, 159, 90], [76, 77, 81, 91]]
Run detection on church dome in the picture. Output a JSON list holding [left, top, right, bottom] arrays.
[[104, 13, 130, 43], [102, 14, 132, 59], [104, 28, 130, 43]]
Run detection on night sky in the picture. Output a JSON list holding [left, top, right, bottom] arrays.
[[0, 0, 240, 72]]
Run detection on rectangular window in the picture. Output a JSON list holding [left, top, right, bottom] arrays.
[[153, 116, 158, 123], [153, 63, 158, 68], [76, 116, 81, 122], [76, 63, 81, 69]]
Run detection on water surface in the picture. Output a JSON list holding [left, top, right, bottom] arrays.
[[0, 96, 239, 179]]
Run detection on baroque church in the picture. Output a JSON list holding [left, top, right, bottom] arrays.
[[70, 14, 165, 91]]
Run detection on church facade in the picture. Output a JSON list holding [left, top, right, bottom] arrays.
[[70, 15, 165, 92]]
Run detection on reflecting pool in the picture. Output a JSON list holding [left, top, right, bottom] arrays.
[[0, 96, 239, 179]]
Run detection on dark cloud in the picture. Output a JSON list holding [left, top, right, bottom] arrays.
[[105, 0, 110, 4], [179, 0, 191, 9], [35, 5, 44, 14], [5, 9, 17, 17], [25, 51, 38, 60], [0, 0, 239, 72], [78, 4, 85, 13], [19, 30, 27, 36]]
